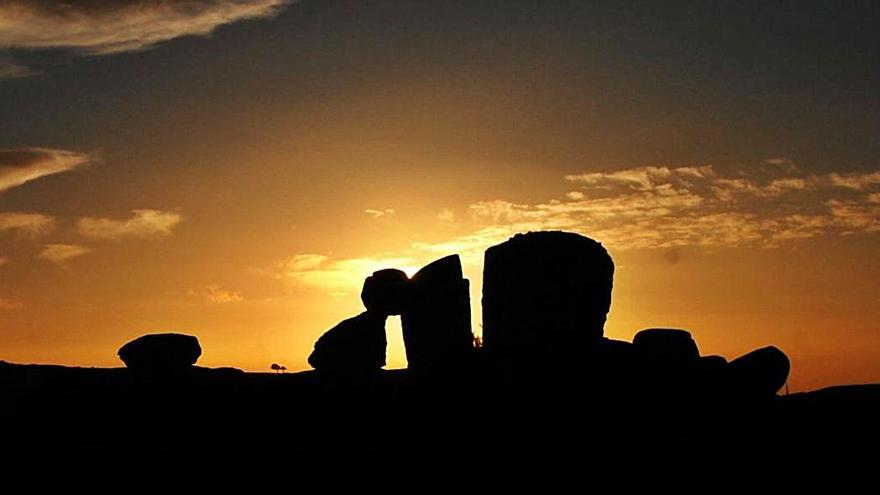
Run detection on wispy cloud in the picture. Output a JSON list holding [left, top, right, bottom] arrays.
[[277, 253, 417, 295], [0, 148, 89, 193], [0, 212, 54, 236], [39, 243, 90, 264], [528, 163, 880, 249], [565, 165, 704, 191], [188, 284, 244, 304], [78, 209, 183, 240], [825, 172, 880, 190], [437, 208, 455, 222], [826, 200, 880, 233], [0, 0, 291, 77], [365, 208, 395, 218], [275, 160, 880, 294], [0, 1, 289, 55]]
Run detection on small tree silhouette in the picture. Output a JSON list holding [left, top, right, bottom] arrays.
[[270, 363, 287, 374]]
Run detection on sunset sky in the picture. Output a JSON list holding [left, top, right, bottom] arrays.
[[1, 1, 878, 391]]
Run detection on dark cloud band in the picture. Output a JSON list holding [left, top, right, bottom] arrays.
[[0, 148, 89, 193], [0, 1, 289, 55]]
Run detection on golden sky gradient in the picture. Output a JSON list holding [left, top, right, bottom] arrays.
[[1, 1, 879, 391]]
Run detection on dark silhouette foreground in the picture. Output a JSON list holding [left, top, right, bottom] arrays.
[[307, 268, 408, 373], [117, 333, 201, 379], [1, 230, 877, 459], [309, 231, 789, 398]]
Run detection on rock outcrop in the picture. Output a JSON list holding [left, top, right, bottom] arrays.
[[633, 328, 700, 362], [304, 229, 790, 399], [482, 231, 614, 362], [118, 333, 201, 375], [401, 255, 473, 373], [728, 346, 791, 396], [308, 268, 409, 374], [362, 268, 409, 315], [308, 311, 388, 373]]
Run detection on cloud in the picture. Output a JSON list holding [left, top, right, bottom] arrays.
[[712, 178, 766, 201], [39, 243, 90, 264], [411, 225, 530, 265], [281, 253, 329, 272], [0, 256, 7, 267], [365, 208, 395, 218], [274, 160, 880, 295], [0, 296, 23, 310], [0, 212, 54, 236], [0, 148, 90, 193], [766, 178, 807, 192], [826, 200, 880, 233], [824, 171, 880, 190], [0, 1, 289, 56], [424, 161, 880, 255], [566, 165, 675, 190], [188, 284, 243, 304], [468, 200, 535, 223], [437, 208, 455, 222], [78, 209, 183, 240], [763, 158, 799, 174], [278, 253, 417, 295]]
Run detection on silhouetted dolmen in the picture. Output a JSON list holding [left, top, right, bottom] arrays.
[[118, 333, 201, 378], [308, 268, 408, 374], [481, 231, 790, 397], [482, 231, 614, 363], [401, 255, 473, 374], [303, 228, 789, 397]]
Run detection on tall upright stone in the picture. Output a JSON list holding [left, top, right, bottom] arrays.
[[482, 231, 614, 363], [401, 255, 473, 373]]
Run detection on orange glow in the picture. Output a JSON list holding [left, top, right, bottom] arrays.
[[1, 1, 879, 394]]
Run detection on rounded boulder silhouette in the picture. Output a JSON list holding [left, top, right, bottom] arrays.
[[118, 333, 202, 372]]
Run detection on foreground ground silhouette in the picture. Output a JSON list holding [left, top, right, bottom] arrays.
[[2, 231, 879, 459]]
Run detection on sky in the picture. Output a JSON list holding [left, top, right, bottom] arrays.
[[1, 0, 878, 391]]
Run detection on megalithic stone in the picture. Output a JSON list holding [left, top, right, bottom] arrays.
[[118, 333, 202, 371], [307, 269, 407, 374], [632, 328, 702, 394], [118, 333, 201, 381], [308, 311, 387, 373], [728, 346, 790, 396], [633, 328, 700, 363], [482, 231, 614, 362], [401, 255, 473, 373]]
